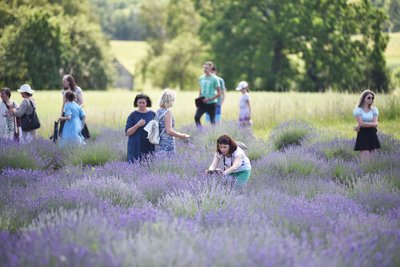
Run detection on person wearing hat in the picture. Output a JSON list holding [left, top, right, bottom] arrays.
[[236, 81, 252, 127], [10, 84, 38, 143]]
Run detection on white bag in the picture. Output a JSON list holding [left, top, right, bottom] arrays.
[[144, 110, 168, 145], [236, 141, 248, 151], [144, 120, 160, 144]]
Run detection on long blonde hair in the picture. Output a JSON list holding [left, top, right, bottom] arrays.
[[159, 88, 176, 108], [357, 89, 375, 109]]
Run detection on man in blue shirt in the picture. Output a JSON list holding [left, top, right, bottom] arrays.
[[195, 61, 221, 127], [205, 65, 226, 124]]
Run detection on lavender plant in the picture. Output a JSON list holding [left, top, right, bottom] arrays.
[[0, 121, 399, 267]]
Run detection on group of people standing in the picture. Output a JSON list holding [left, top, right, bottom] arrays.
[[124, 62, 383, 189], [125, 61, 255, 188], [195, 61, 252, 127], [125, 89, 190, 162], [0, 74, 88, 146], [0, 85, 39, 143], [0, 63, 382, 189]]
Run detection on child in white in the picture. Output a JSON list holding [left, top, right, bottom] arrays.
[[236, 81, 252, 126]]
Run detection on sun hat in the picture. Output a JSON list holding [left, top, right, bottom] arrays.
[[236, 81, 248, 91], [17, 84, 35, 94]]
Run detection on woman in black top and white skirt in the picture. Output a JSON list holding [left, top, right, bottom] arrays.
[[353, 90, 380, 160]]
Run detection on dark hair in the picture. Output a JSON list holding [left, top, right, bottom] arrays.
[[65, 91, 76, 102], [22, 92, 32, 97], [0, 87, 11, 98], [211, 65, 217, 72], [134, 93, 152, 107], [216, 134, 238, 155], [63, 74, 77, 91]]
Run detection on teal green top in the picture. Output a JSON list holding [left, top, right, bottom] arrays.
[[199, 74, 219, 104]]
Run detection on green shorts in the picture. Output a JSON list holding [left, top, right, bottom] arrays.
[[230, 169, 251, 186]]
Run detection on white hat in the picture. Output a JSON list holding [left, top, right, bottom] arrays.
[[236, 81, 248, 91], [17, 84, 35, 94]]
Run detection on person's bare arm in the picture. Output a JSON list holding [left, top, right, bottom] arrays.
[[126, 119, 145, 136], [246, 98, 251, 119], [355, 116, 378, 128], [208, 153, 220, 171], [12, 100, 28, 117], [59, 115, 72, 121], [223, 155, 242, 175], [203, 87, 222, 103], [77, 91, 84, 108], [165, 111, 190, 139]]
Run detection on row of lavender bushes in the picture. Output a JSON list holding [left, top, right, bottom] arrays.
[[0, 121, 399, 267]]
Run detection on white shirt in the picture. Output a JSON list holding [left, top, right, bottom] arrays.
[[239, 93, 250, 119], [217, 147, 251, 172]]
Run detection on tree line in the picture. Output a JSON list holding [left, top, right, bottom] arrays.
[[138, 0, 392, 92], [0, 0, 113, 90]]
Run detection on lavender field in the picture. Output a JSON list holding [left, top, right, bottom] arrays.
[[1, 121, 400, 267]]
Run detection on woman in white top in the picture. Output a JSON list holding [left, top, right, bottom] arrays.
[[208, 134, 251, 188], [236, 81, 252, 127], [0, 88, 19, 141], [353, 89, 380, 160]]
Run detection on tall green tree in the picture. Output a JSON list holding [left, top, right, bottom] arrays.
[[0, 0, 113, 89], [0, 8, 62, 89], [138, 0, 206, 90]]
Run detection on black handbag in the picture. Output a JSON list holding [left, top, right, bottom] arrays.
[[52, 121, 59, 143], [20, 100, 41, 131], [81, 123, 90, 139], [195, 96, 205, 108]]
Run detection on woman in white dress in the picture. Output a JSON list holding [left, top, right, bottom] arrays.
[[236, 81, 252, 127]]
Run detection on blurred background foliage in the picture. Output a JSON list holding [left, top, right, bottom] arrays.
[[1, 0, 400, 91]]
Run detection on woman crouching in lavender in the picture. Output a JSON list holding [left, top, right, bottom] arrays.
[[207, 134, 251, 190]]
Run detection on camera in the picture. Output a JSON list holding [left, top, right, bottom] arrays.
[[206, 169, 222, 175]]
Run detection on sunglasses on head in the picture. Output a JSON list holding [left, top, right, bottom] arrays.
[[218, 137, 230, 144]]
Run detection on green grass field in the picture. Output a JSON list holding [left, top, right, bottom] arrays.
[[110, 32, 400, 76], [31, 90, 399, 140]]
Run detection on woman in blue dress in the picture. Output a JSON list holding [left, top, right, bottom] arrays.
[[125, 93, 156, 162], [58, 91, 86, 147], [156, 89, 190, 153]]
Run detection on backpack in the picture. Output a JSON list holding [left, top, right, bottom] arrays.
[[236, 141, 248, 151], [222, 141, 248, 170], [144, 110, 169, 145]]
